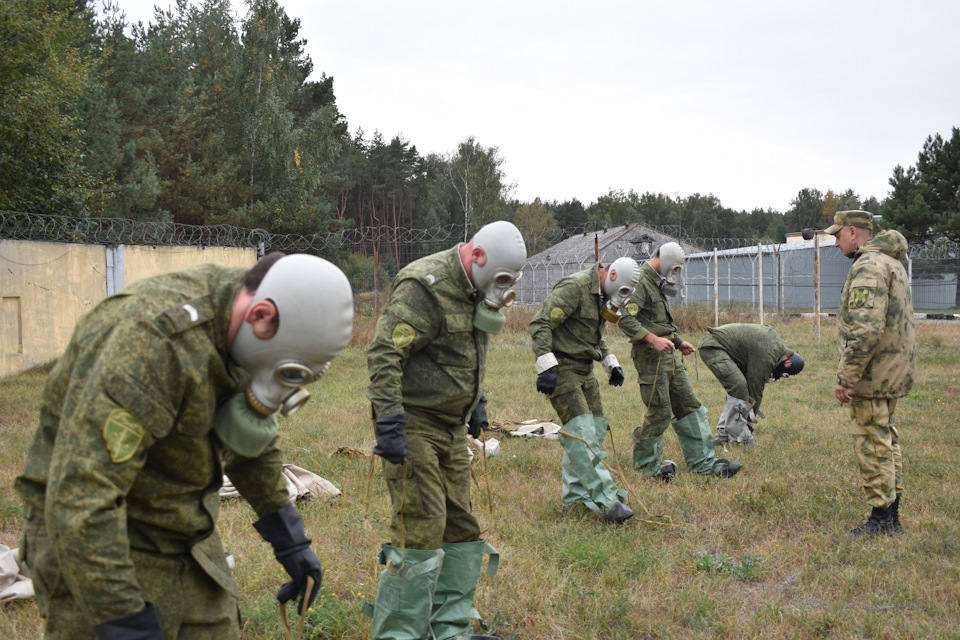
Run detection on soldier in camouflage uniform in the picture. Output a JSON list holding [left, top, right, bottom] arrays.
[[697, 323, 804, 447], [365, 221, 526, 640], [828, 210, 917, 537], [15, 253, 354, 639], [619, 242, 742, 481], [529, 257, 641, 524]]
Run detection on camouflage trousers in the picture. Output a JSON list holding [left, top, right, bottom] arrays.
[[546, 363, 604, 424], [382, 421, 481, 550], [631, 348, 702, 435], [697, 341, 750, 402], [849, 397, 902, 508], [29, 537, 240, 640]]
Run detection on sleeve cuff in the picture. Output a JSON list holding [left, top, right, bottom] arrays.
[[601, 354, 620, 375], [536, 352, 559, 374]]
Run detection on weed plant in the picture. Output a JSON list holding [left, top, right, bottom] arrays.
[[1, 313, 959, 639]]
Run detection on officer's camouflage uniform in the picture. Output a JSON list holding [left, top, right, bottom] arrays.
[[15, 265, 290, 640], [528, 263, 626, 515], [838, 229, 916, 509], [619, 263, 726, 475], [366, 246, 487, 550]]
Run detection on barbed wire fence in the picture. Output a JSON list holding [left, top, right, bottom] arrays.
[[3, 210, 958, 315]]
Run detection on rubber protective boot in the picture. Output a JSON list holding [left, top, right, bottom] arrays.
[[559, 414, 624, 515], [848, 504, 896, 538], [673, 407, 724, 474], [592, 416, 610, 450], [371, 544, 444, 640], [632, 431, 665, 476], [430, 540, 500, 640]]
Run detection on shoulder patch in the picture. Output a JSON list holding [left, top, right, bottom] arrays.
[[550, 307, 566, 324], [425, 274, 436, 285], [626, 302, 639, 316], [852, 286, 874, 308], [392, 322, 416, 348], [103, 408, 147, 463]]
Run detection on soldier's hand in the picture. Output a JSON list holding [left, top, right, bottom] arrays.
[[678, 341, 696, 356], [835, 384, 852, 404], [468, 394, 488, 439], [373, 413, 408, 464], [94, 603, 165, 639], [254, 504, 323, 616], [536, 367, 558, 395], [608, 366, 625, 387], [645, 334, 675, 354]]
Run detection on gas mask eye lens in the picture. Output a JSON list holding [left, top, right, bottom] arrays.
[[494, 272, 516, 288], [274, 363, 315, 387]]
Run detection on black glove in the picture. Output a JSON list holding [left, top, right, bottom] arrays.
[[468, 394, 488, 439], [536, 367, 558, 395], [609, 366, 625, 387], [253, 503, 323, 615], [94, 602, 164, 639], [373, 413, 408, 464]]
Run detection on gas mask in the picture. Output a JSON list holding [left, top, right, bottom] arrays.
[[469, 221, 527, 334], [657, 242, 685, 298], [229, 254, 354, 418], [601, 257, 641, 323], [772, 353, 804, 381]]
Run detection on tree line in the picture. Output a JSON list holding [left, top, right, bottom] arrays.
[[2, 0, 958, 259]]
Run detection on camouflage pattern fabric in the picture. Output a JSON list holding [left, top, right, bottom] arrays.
[[850, 398, 902, 508], [367, 246, 488, 549], [698, 323, 787, 414], [382, 423, 478, 549], [528, 263, 612, 365], [837, 230, 917, 398], [619, 263, 725, 475], [14, 264, 290, 637], [838, 230, 915, 508], [367, 246, 487, 429]]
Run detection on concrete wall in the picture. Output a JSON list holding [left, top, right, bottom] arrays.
[[1, 240, 256, 377]]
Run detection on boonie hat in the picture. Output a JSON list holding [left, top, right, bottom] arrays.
[[825, 210, 873, 235]]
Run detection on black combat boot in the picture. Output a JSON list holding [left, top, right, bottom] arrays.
[[653, 460, 678, 483], [890, 495, 903, 533], [714, 461, 743, 478], [603, 501, 634, 524], [848, 503, 896, 538]]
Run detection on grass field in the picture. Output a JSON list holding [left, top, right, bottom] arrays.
[[1, 309, 959, 639]]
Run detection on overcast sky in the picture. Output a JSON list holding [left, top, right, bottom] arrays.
[[117, 0, 959, 213]]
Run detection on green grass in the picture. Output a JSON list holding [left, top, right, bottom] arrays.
[[2, 313, 960, 639]]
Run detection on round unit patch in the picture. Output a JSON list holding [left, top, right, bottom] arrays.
[[549, 307, 565, 324]]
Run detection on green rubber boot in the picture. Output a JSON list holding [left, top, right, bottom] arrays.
[[430, 540, 500, 640], [673, 407, 725, 475], [559, 414, 624, 515], [632, 429, 665, 477], [370, 544, 444, 640]]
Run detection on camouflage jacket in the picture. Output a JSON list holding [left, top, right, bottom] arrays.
[[837, 229, 917, 397], [528, 263, 612, 366], [15, 264, 289, 625], [366, 246, 487, 428], [700, 323, 787, 413], [618, 262, 684, 361]]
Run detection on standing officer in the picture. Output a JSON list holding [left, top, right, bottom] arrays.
[[529, 256, 640, 524], [697, 323, 804, 448], [15, 253, 354, 639], [828, 210, 916, 537], [618, 242, 742, 481], [366, 220, 526, 640]]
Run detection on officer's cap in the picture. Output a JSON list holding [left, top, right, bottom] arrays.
[[825, 210, 873, 235]]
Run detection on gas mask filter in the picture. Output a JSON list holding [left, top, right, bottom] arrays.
[[601, 257, 641, 323], [469, 221, 527, 334], [229, 254, 354, 419]]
